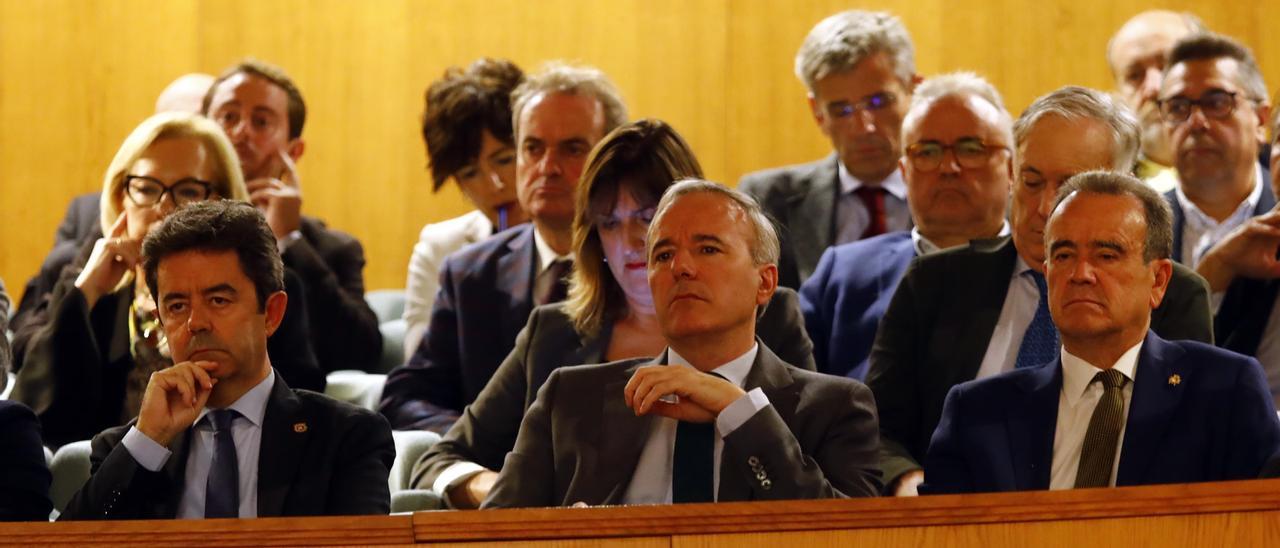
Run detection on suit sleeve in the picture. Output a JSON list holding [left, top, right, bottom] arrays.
[[325, 409, 395, 515], [757, 287, 817, 372], [1151, 263, 1213, 344], [0, 402, 53, 521], [379, 257, 464, 432], [866, 261, 928, 490], [918, 384, 974, 495], [799, 248, 836, 375], [59, 425, 171, 521], [283, 221, 381, 373], [481, 367, 561, 509], [722, 379, 881, 499], [267, 268, 326, 392], [411, 308, 542, 490], [1226, 357, 1280, 479]]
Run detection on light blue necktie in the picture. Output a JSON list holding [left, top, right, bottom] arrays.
[[1014, 271, 1059, 369]]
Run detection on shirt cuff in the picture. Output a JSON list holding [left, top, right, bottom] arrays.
[[276, 229, 303, 254], [715, 387, 770, 438], [122, 426, 172, 472], [433, 461, 487, 507]]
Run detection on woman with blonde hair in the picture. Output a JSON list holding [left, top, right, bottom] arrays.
[[14, 112, 322, 447], [411, 119, 814, 508]]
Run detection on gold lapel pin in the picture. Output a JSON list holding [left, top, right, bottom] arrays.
[[293, 422, 308, 433], [1168, 374, 1181, 386]]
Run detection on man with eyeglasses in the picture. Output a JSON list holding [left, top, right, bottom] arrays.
[[800, 72, 1013, 382], [740, 10, 919, 289], [867, 86, 1213, 497], [1157, 33, 1274, 267]]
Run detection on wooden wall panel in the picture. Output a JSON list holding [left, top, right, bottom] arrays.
[[2, 0, 1277, 296]]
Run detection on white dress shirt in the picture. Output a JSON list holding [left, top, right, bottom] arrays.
[[403, 210, 494, 355], [834, 162, 911, 245], [1175, 163, 1263, 267], [975, 255, 1041, 379], [621, 344, 769, 505], [122, 370, 275, 518], [910, 221, 1011, 257], [1049, 342, 1141, 490]]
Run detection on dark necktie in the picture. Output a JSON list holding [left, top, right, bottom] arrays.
[[1075, 369, 1129, 488], [535, 258, 573, 306], [1015, 271, 1059, 368], [853, 186, 888, 239], [205, 409, 240, 518], [672, 372, 725, 503]]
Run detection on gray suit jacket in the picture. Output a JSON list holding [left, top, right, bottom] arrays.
[[867, 236, 1215, 489], [412, 287, 817, 492], [481, 343, 881, 508], [739, 155, 840, 289]]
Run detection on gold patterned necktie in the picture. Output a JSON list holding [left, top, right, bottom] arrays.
[[1074, 369, 1128, 488]]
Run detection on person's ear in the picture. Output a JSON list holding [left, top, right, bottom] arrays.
[[263, 291, 288, 337], [1148, 258, 1173, 310], [756, 263, 778, 306], [286, 138, 305, 163]]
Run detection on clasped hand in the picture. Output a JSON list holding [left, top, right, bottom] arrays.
[[623, 365, 745, 423]]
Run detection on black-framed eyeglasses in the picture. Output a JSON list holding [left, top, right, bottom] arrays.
[[905, 137, 1009, 172], [825, 92, 897, 120], [123, 175, 214, 207], [1158, 89, 1250, 124]]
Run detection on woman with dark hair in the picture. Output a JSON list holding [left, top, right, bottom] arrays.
[[411, 119, 815, 508], [404, 58, 528, 355]]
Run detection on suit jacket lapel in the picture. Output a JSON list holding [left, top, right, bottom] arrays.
[[257, 373, 308, 517], [1006, 362, 1060, 490], [499, 226, 537, 342], [1164, 191, 1186, 263], [1117, 332, 1187, 486], [595, 358, 656, 505], [718, 343, 796, 502], [956, 238, 1020, 382], [787, 156, 838, 279]]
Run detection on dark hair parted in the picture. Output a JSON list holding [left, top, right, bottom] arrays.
[[1051, 170, 1173, 263], [422, 58, 525, 191], [1165, 32, 1269, 102], [564, 119, 704, 336], [203, 58, 307, 139], [143, 201, 285, 312]]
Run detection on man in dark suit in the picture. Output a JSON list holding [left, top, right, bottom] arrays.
[[202, 59, 381, 373], [379, 62, 629, 432], [924, 171, 1280, 494], [60, 201, 393, 520], [868, 86, 1215, 496], [801, 72, 1014, 379], [1157, 33, 1274, 266], [0, 401, 53, 521], [483, 181, 881, 508], [739, 10, 919, 288]]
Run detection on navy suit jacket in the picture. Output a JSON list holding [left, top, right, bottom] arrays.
[[801, 231, 915, 379], [922, 332, 1280, 494], [1165, 174, 1275, 264], [0, 401, 53, 521], [380, 224, 540, 432]]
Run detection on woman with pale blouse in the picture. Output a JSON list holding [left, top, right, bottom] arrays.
[[411, 119, 816, 508]]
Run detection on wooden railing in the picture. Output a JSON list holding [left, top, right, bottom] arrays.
[[9, 479, 1280, 546]]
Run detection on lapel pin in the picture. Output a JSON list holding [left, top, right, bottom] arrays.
[[293, 422, 308, 433], [1168, 374, 1181, 386]]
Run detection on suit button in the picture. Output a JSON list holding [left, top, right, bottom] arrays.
[[748, 456, 760, 467], [755, 470, 767, 481], [761, 479, 772, 490]]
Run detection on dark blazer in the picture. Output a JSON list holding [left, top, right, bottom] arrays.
[[1165, 176, 1276, 264], [380, 224, 543, 432], [800, 231, 915, 380], [739, 155, 841, 290], [866, 237, 1215, 488], [12, 192, 102, 342], [12, 248, 324, 447], [411, 290, 817, 491], [59, 372, 395, 520], [0, 401, 53, 521], [1216, 277, 1280, 358], [922, 332, 1280, 494], [287, 216, 381, 373], [482, 342, 882, 508]]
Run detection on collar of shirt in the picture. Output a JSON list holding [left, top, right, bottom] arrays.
[[194, 369, 275, 429], [1175, 162, 1264, 233], [666, 343, 759, 388], [911, 220, 1011, 256], [1059, 340, 1143, 408], [838, 160, 909, 202], [532, 225, 574, 275], [1009, 252, 1036, 280]]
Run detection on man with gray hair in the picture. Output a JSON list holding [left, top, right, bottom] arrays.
[[924, 171, 1278, 494], [740, 10, 920, 289], [1159, 32, 1274, 268], [801, 72, 1015, 381], [868, 85, 1213, 497], [1107, 10, 1205, 191], [381, 62, 629, 433], [484, 180, 881, 507]]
